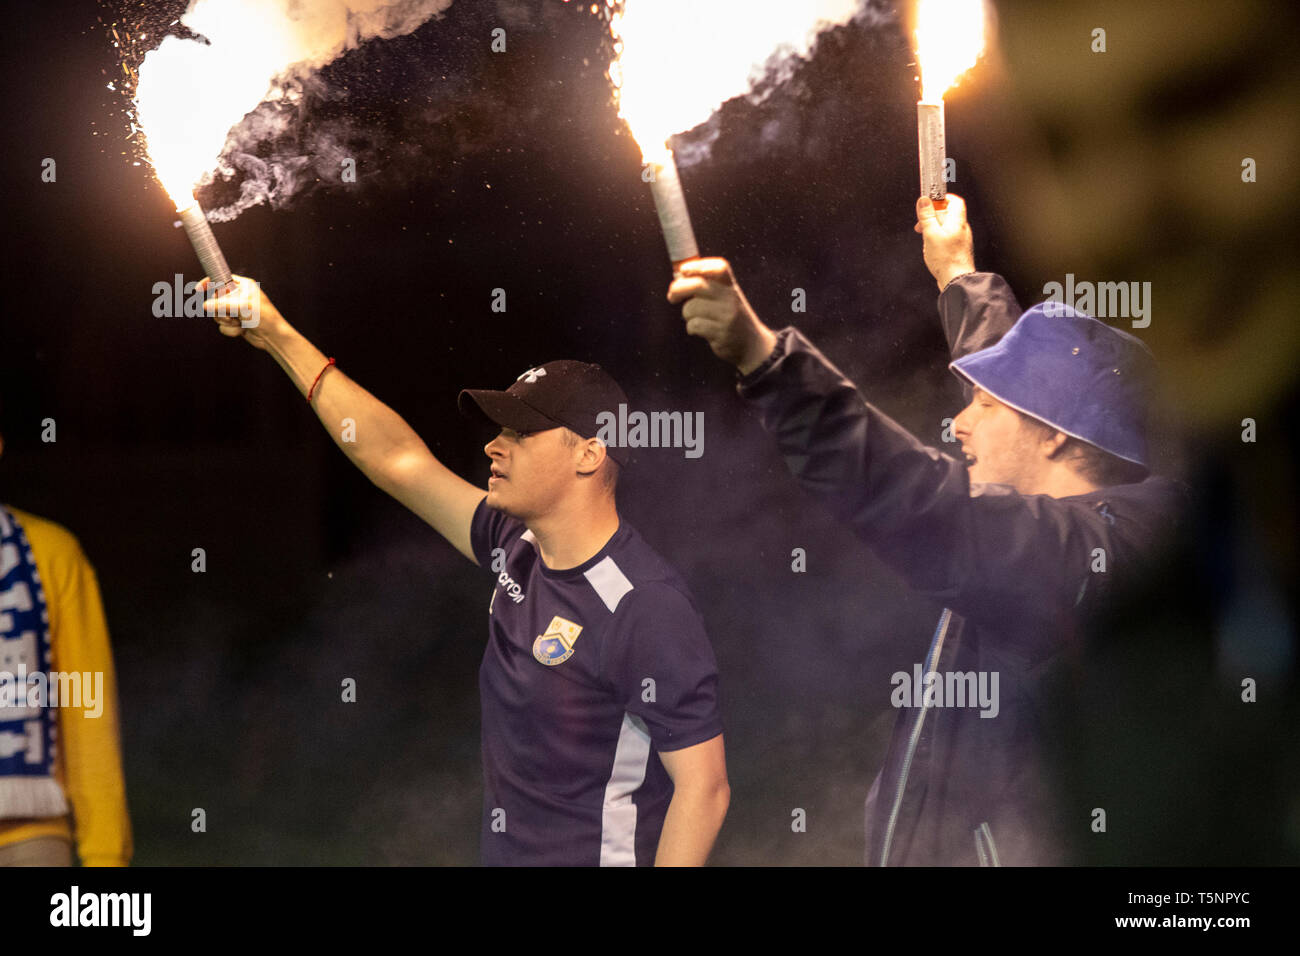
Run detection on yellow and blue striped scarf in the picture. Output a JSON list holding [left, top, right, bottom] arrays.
[[0, 506, 68, 819]]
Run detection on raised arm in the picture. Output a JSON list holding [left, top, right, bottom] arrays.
[[203, 277, 485, 563], [665, 242, 1124, 651], [914, 194, 1022, 401], [729, 326, 1109, 636]]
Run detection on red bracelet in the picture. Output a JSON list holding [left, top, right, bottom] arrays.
[[307, 357, 336, 402]]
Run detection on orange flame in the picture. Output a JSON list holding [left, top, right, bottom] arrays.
[[915, 0, 985, 103], [133, 3, 298, 210], [609, 0, 862, 160]]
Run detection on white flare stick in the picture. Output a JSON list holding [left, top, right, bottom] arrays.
[[178, 202, 233, 286], [917, 100, 948, 210], [646, 150, 700, 268]]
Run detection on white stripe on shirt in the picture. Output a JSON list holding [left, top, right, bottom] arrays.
[[600, 712, 652, 866], [584, 556, 634, 613]]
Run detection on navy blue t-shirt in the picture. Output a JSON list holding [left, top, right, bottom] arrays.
[[469, 497, 723, 866]]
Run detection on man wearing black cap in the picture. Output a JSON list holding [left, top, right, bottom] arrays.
[[668, 194, 1187, 866], [203, 281, 728, 866]]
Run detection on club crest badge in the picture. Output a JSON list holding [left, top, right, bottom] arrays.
[[533, 616, 583, 666]]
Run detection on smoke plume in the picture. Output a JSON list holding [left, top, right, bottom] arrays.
[[133, 0, 455, 217]]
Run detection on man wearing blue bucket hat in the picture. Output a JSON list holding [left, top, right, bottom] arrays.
[[669, 194, 1188, 866]]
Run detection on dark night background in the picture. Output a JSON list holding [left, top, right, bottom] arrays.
[[1, 0, 1296, 865]]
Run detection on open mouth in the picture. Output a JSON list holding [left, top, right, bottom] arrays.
[[962, 451, 977, 468]]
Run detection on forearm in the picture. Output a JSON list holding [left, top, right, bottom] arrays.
[[737, 324, 779, 376], [937, 272, 1023, 363], [654, 783, 729, 866], [255, 317, 483, 558], [736, 327, 1120, 631], [261, 319, 431, 488], [740, 327, 965, 522], [738, 326, 981, 601]]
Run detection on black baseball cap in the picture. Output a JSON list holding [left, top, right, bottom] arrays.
[[458, 360, 630, 466]]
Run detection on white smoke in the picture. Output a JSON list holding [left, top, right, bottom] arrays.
[[669, 0, 898, 168], [611, 0, 878, 162], [136, 0, 454, 219], [183, 0, 455, 71]]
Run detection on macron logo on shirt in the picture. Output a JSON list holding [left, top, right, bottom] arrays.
[[497, 568, 525, 604]]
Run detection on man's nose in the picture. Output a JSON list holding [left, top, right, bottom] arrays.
[[953, 405, 973, 441]]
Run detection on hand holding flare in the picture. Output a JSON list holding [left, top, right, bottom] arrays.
[[669, 195, 981, 370], [914, 193, 976, 292], [667, 259, 776, 375]]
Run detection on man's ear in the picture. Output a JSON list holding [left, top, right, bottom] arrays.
[[575, 437, 608, 478], [1042, 430, 1071, 460]]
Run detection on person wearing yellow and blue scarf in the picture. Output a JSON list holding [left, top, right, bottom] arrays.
[[0, 505, 131, 866]]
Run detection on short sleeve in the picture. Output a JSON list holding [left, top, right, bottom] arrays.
[[469, 496, 524, 570], [599, 584, 723, 753]]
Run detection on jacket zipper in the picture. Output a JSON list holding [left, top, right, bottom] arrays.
[[879, 607, 953, 866], [975, 821, 1001, 866]]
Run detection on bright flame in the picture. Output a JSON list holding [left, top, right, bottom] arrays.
[[132, 1, 455, 214], [609, 0, 862, 160], [914, 0, 985, 103], [134, 4, 303, 209]]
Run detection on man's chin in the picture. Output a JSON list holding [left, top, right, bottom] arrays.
[[485, 489, 525, 519], [965, 464, 996, 491]]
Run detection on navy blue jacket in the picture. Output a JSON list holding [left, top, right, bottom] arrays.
[[736, 272, 1188, 865]]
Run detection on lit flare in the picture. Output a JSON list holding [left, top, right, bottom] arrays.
[[608, 0, 860, 267], [914, 0, 985, 209]]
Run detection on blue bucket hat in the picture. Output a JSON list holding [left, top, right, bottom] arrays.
[[949, 301, 1156, 468]]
